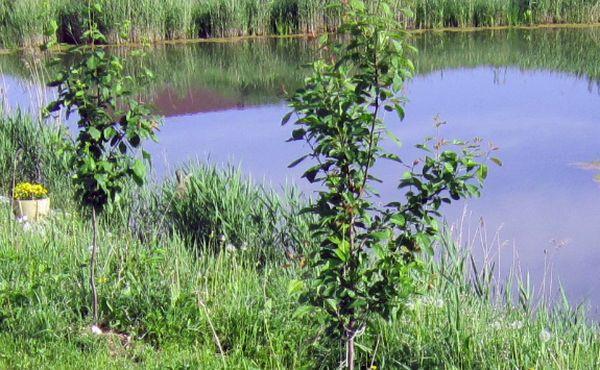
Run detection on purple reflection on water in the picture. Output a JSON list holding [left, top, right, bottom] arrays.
[[148, 67, 600, 313]]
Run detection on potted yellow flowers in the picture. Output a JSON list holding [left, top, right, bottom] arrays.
[[12, 182, 50, 221]]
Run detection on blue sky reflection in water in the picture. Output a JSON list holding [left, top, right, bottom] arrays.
[[148, 67, 600, 314]]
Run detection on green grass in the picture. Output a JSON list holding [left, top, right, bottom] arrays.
[[0, 0, 340, 48], [0, 0, 599, 47], [411, 0, 600, 28], [0, 110, 72, 205], [0, 111, 599, 368], [162, 163, 314, 258], [0, 207, 318, 368]]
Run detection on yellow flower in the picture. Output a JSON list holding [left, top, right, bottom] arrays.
[[13, 182, 49, 200]]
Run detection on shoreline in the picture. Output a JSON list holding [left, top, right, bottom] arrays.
[[0, 22, 598, 55]]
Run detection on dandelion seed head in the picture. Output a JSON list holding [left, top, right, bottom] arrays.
[[540, 329, 552, 343], [509, 321, 524, 330]]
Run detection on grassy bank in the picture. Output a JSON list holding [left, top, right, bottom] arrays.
[[1, 112, 599, 368], [1, 0, 599, 48]]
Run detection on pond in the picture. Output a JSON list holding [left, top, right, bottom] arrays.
[[1, 26, 599, 315]]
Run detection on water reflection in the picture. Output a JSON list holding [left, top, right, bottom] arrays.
[[153, 86, 249, 115], [575, 161, 600, 183], [147, 65, 600, 314], [1, 27, 599, 115]]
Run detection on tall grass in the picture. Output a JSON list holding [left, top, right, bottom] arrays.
[[0, 0, 339, 48], [1, 0, 599, 47], [161, 164, 314, 258], [409, 0, 600, 28], [0, 112, 599, 367], [0, 203, 319, 368], [0, 0, 56, 47], [0, 110, 72, 204]]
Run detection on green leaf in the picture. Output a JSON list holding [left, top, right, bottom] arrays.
[[288, 155, 309, 168], [132, 159, 146, 185], [349, 0, 365, 11], [287, 279, 304, 296], [390, 213, 406, 227], [93, 2, 103, 13], [490, 157, 503, 166], [302, 166, 320, 183], [142, 149, 151, 162], [334, 239, 350, 262], [103, 127, 117, 140], [44, 100, 61, 114], [290, 128, 306, 141], [386, 129, 402, 148], [477, 164, 488, 181], [318, 34, 328, 46], [86, 56, 98, 70], [292, 305, 313, 319], [395, 104, 406, 120], [325, 299, 338, 313], [281, 111, 293, 125], [371, 230, 390, 241], [88, 127, 101, 141]]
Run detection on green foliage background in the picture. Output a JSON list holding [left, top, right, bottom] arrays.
[[0, 0, 599, 47]]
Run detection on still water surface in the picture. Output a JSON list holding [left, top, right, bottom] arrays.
[[2, 27, 599, 314]]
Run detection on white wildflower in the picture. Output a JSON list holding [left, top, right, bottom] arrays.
[[491, 321, 502, 330], [240, 242, 248, 251], [422, 296, 444, 308], [22, 222, 32, 231], [225, 243, 237, 253], [539, 329, 552, 343], [0, 195, 9, 204], [17, 215, 28, 223], [509, 321, 524, 330], [51, 209, 71, 218], [91, 325, 103, 335]]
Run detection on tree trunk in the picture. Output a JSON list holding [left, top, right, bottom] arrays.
[[90, 207, 99, 324], [346, 327, 356, 370]]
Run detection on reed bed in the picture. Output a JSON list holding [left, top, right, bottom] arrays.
[[1, 0, 599, 48], [0, 0, 339, 48], [0, 110, 72, 204], [411, 0, 600, 28]]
